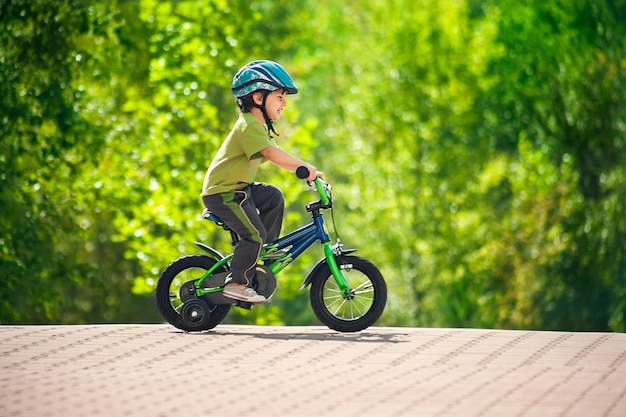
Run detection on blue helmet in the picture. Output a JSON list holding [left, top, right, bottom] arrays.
[[231, 60, 298, 98]]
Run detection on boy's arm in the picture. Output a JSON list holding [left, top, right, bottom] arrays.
[[260, 146, 320, 181]]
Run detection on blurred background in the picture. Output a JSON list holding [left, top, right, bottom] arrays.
[[1, 0, 625, 331]]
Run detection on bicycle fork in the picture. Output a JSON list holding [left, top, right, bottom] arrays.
[[311, 213, 351, 295], [323, 242, 351, 295]]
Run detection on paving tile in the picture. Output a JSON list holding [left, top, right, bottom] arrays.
[[1, 325, 625, 417]]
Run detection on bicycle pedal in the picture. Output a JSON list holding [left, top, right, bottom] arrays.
[[235, 301, 253, 310]]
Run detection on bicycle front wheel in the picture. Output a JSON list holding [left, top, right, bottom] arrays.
[[309, 255, 387, 332]]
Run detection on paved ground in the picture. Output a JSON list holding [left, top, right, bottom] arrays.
[[1, 325, 625, 417]]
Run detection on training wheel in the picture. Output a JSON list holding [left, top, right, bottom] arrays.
[[181, 299, 211, 331]]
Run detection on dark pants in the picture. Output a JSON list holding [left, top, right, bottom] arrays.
[[202, 183, 284, 286]]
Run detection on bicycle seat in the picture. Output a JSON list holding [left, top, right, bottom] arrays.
[[202, 209, 227, 228]]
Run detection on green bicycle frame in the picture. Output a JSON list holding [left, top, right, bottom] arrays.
[[194, 177, 349, 296]]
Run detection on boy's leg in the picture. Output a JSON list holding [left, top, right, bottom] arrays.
[[249, 183, 284, 242], [202, 189, 267, 287]]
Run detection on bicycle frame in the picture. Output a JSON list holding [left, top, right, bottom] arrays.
[[193, 177, 349, 297]]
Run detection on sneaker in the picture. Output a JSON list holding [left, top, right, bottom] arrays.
[[222, 283, 266, 304]]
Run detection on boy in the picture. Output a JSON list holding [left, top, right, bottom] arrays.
[[201, 60, 320, 304]]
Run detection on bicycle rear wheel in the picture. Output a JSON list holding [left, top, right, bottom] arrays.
[[309, 255, 387, 332], [156, 254, 231, 332]]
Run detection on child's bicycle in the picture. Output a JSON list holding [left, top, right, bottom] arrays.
[[155, 167, 387, 333]]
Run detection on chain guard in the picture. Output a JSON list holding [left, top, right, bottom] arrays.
[[251, 265, 277, 300]]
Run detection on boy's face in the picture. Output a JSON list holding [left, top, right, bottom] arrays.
[[254, 89, 288, 121]]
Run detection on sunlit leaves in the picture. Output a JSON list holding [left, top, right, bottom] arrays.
[[2, 0, 624, 330]]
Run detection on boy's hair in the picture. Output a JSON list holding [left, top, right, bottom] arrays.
[[237, 88, 288, 113]]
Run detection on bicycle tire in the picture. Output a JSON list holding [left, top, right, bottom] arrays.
[[309, 255, 387, 332], [156, 254, 231, 332]]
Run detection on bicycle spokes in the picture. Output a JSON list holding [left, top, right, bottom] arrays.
[[322, 272, 375, 320]]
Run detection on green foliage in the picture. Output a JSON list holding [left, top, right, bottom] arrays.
[[0, 0, 156, 323], [1, 0, 624, 331]]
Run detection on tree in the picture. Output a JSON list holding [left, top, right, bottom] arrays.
[[2, 0, 624, 331], [0, 0, 158, 323]]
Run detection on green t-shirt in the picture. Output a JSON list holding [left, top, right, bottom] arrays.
[[201, 113, 275, 196]]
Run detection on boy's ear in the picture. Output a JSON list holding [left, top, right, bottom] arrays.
[[252, 91, 264, 106]]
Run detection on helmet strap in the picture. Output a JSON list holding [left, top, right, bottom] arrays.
[[260, 91, 279, 138], [245, 91, 279, 138]]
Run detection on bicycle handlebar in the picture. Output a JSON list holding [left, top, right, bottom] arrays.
[[296, 166, 331, 207]]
